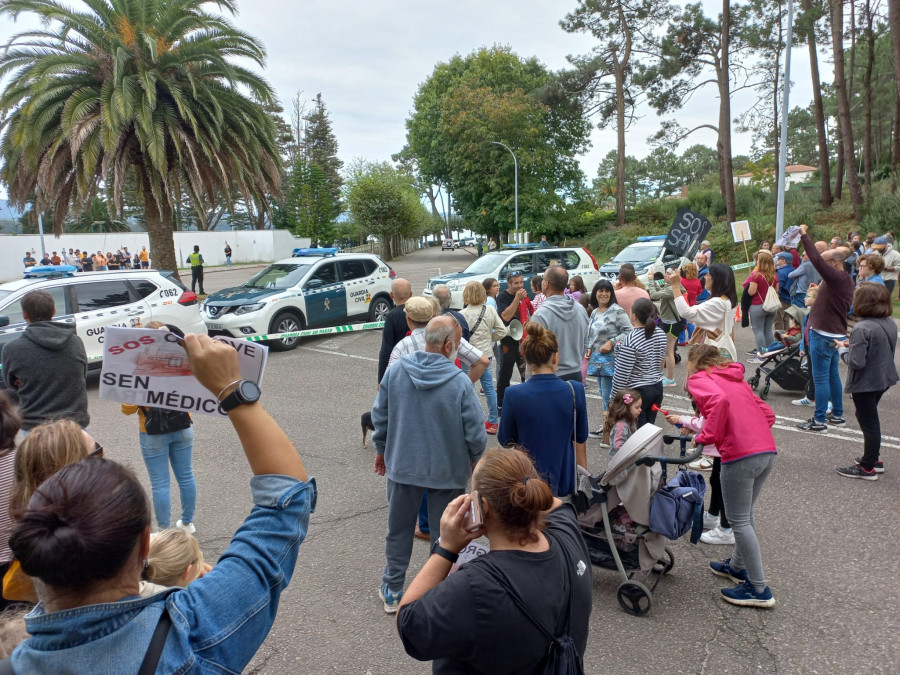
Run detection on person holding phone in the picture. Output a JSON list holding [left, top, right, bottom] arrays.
[[397, 447, 592, 673]]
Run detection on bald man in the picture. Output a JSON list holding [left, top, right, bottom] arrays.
[[378, 278, 413, 384]]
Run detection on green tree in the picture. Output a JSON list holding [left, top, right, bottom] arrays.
[[680, 144, 720, 185], [0, 0, 281, 274], [68, 197, 130, 233], [594, 149, 649, 207]]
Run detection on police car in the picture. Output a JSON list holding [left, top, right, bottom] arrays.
[[0, 267, 207, 372], [424, 245, 600, 308], [598, 236, 686, 283], [201, 249, 395, 351]]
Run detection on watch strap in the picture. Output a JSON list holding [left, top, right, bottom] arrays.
[[432, 545, 459, 564]]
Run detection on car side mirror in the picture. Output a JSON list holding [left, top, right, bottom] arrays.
[[0, 316, 8, 328], [304, 279, 324, 289]]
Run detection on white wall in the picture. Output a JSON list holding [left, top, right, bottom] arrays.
[[0, 230, 309, 283]]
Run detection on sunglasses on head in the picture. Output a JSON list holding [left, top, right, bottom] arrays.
[[88, 441, 104, 458], [507, 271, 523, 278]]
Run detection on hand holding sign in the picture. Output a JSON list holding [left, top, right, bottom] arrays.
[[183, 334, 243, 398]]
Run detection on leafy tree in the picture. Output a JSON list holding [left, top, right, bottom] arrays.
[[831, 0, 863, 220], [797, 0, 833, 206], [594, 150, 650, 207], [0, 0, 281, 274], [288, 157, 334, 243], [303, 94, 343, 213], [680, 144, 720, 185], [68, 197, 130, 233]]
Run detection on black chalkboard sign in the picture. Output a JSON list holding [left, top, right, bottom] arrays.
[[665, 208, 713, 259]]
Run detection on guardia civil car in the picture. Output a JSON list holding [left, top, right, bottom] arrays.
[[201, 249, 395, 351]]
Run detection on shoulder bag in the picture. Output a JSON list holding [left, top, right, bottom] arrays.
[[468, 306, 487, 337], [755, 275, 781, 313]]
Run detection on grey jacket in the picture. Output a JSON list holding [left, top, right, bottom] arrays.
[[532, 294, 589, 377], [1, 321, 89, 430], [839, 317, 899, 394], [647, 281, 685, 323]]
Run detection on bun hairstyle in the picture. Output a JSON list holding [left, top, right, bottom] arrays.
[[520, 321, 558, 367], [9, 459, 150, 591], [474, 448, 553, 545], [688, 344, 734, 371], [0, 391, 21, 455], [630, 298, 658, 339], [10, 420, 89, 522], [145, 528, 204, 588]]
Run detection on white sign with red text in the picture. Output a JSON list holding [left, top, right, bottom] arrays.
[[99, 327, 267, 417]]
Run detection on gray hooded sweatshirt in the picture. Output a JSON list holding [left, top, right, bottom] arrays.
[[372, 350, 487, 489], [1, 321, 89, 430], [532, 294, 589, 377]]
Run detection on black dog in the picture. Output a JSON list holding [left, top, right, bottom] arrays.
[[361, 411, 374, 449]]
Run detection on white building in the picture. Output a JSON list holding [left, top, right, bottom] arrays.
[[734, 164, 817, 188]]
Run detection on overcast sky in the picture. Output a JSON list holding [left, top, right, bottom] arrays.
[[0, 0, 823, 192]]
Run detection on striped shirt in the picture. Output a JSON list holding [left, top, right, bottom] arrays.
[[388, 328, 483, 370], [0, 448, 17, 564], [611, 326, 667, 395]]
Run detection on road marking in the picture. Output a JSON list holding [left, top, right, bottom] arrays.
[[299, 346, 378, 362]]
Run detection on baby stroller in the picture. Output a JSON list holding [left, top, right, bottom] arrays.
[[573, 425, 705, 616], [747, 307, 812, 400]]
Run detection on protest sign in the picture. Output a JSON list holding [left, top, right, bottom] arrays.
[[666, 208, 713, 259], [99, 327, 268, 417], [730, 220, 752, 243], [776, 225, 802, 249], [449, 541, 490, 575]]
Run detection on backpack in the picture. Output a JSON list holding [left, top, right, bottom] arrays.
[[649, 470, 707, 544], [141, 407, 192, 436], [480, 529, 586, 675]]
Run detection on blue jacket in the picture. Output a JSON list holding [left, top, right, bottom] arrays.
[[776, 265, 793, 303], [12, 475, 316, 674], [497, 374, 589, 496], [373, 350, 487, 489]]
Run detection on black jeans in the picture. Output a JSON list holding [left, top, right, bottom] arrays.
[[497, 341, 521, 408], [708, 457, 730, 528], [558, 371, 584, 384], [851, 390, 886, 470], [633, 381, 664, 427], [191, 266, 204, 294], [885, 280, 896, 298]]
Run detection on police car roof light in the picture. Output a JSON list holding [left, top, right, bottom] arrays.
[[501, 243, 540, 250], [293, 247, 338, 257], [636, 236, 667, 242], [24, 265, 77, 279]]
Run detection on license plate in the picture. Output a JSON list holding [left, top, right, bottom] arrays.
[[206, 323, 223, 330]]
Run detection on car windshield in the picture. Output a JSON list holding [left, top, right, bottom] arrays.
[[611, 244, 662, 264], [462, 253, 508, 275], [244, 264, 311, 289]]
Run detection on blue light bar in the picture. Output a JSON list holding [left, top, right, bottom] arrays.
[[637, 236, 667, 242], [292, 247, 338, 257], [24, 265, 77, 278], [501, 243, 540, 250]]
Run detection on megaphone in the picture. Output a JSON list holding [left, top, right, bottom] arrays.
[[508, 319, 524, 341]]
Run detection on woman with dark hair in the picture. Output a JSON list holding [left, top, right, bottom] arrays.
[[397, 447, 592, 673], [610, 298, 667, 425], [497, 322, 588, 497], [666, 264, 738, 360], [0, 392, 21, 611], [5, 335, 314, 673], [585, 280, 632, 423], [482, 277, 502, 375], [835, 283, 898, 480]]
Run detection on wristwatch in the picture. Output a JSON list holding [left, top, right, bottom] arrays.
[[429, 538, 459, 564], [219, 380, 261, 412]]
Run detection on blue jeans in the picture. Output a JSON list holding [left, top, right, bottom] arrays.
[[809, 330, 844, 422], [139, 427, 197, 528], [597, 375, 613, 410], [481, 357, 498, 423]]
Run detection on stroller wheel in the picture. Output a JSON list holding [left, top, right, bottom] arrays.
[[617, 580, 652, 616], [674, 350, 681, 364], [805, 380, 815, 399], [652, 548, 675, 576], [749, 374, 760, 391], [760, 381, 770, 400]]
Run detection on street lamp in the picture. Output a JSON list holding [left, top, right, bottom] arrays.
[[774, 0, 795, 240], [491, 141, 518, 244]]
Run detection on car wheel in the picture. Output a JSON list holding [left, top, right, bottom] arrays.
[[370, 296, 392, 322], [267, 311, 304, 351]]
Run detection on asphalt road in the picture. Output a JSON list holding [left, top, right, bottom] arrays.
[[86, 245, 899, 674]]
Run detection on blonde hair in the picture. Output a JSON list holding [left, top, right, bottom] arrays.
[[10, 420, 89, 521], [462, 280, 487, 306], [681, 262, 698, 280], [144, 528, 204, 587], [0, 608, 29, 658], [754, 250, 776, 284]]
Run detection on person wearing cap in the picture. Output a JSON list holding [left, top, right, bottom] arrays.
[[537, 235, 550, 249], [699, 240, 713, 265], [871, 236, 900, 296], [774, 252, 795, 332]]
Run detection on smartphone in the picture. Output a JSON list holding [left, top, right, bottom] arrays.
[[466, 491, 484, 532]]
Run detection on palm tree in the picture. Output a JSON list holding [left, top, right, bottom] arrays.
[[0, 0, 281, 273]]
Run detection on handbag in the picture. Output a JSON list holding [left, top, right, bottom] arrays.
[[762, 285, 781, 313], [141, 407, 192, 436], [586, 350, 614, 377], [687, 299, 735, 360]]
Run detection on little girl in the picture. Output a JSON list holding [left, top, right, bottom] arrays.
[[603, 389, 642, 458], [141, 528, 212, 594], [664, 409, 734, 545], [531, 275, 546, 312]]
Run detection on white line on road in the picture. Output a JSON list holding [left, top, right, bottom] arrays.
[[299, 346, 379, 362]]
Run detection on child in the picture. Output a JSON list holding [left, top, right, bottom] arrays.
[[530, 275, 546, 312], [603, 389, 642, 458], [791, 285, 831, 412], [565, 275, 587, 302], [143, 528, 211, 591], [664, 409, 734, 545]]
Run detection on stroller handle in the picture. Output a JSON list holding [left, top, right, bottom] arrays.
[[639, 435, 705, 466]]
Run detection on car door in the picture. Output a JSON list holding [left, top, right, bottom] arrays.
[[498, 253, 536, 296], [70, 279, 143, 356], [339, 258, 377, 318], [302, 261, 346, 326]]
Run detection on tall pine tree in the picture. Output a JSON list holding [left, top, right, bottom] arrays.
[[295, 93, 343, 243]]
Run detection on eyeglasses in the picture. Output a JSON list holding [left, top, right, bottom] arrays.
[[88, 441, 104, 458]]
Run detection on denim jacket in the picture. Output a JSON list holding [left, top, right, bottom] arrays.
[[12, 474, 317, 674]]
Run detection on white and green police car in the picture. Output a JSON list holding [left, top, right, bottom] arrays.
[[201, 249, 395, 351]]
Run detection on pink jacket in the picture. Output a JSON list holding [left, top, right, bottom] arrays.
[[688, 363, 776, 463]]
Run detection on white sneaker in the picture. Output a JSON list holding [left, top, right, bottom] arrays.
[[700, 526, 735, 545], [176, 520, 196, 535], [702, 511, 720, 530], [792, 397, 812, 406], [688, 456, 714, 471]]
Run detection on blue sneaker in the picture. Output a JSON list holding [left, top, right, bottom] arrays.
[[709, 558, 748, 584], [379, 582, 403, 614], [721, 580, 776, 608]]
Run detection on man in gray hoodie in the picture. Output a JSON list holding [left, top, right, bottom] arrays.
[[532, 265, 589, 382], [1, 290, 89, 431], [371, 315, 487, 613]]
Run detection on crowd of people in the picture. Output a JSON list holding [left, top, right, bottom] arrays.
[[23, 246, 151, 271]]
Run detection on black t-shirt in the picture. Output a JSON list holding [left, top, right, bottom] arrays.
[[495, 290, 519, 348], [397, 505, 593, 675]]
